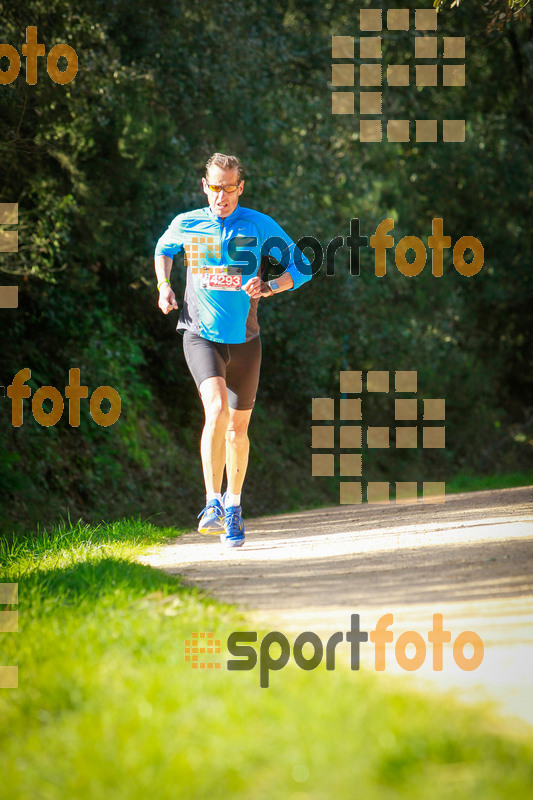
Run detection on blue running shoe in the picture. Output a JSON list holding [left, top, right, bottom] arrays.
[[197, 499, 224, 533], [221, 501, 245, 548]]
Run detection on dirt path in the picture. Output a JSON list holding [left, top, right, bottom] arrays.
[[140, 486, 533, 727]]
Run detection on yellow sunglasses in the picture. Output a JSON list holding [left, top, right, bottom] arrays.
[[205, 183, 240, 193]]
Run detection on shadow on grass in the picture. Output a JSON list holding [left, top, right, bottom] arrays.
[[16, 556, 188, 610]]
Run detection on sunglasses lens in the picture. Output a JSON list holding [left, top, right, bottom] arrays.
[[207, 184, 238, 193]]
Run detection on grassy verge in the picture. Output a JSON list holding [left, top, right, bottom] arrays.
[[446, 471, 533, 495], [1, 519, 533, 799], [285, 471, 533, 515]]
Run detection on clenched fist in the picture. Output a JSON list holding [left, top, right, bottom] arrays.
[[242, 277, 272, 299], [158, 284, 179, 314]]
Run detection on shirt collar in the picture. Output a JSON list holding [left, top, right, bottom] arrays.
[[206, 204, 241, 224]]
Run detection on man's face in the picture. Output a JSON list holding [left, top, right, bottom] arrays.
[[202, 166, 244, 218]]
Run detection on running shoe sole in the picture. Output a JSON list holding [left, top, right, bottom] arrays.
[[220, 533, 245, 547], [198, 520, 225, 534]]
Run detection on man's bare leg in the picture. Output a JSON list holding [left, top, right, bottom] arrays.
[[198, 376, 229, 498], [221, 407, 253, 546], [225, 407, 253, 497]]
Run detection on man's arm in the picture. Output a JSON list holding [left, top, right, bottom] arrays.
[[255, 214, 313, 294], [154, 216, 183, 315], [155, 254, 178, 314]]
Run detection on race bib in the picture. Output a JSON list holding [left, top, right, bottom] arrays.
[[200, 266, 242, 291]]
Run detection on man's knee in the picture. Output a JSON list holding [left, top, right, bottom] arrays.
[[225, 426, 249, 446], [204, 395, 229, 427]]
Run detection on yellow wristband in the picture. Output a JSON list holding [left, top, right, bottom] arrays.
[[157, 279, 170, 291]]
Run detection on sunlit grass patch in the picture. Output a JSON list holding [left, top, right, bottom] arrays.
[[1, 518, 532, 799]]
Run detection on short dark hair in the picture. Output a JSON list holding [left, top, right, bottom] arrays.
[[205, 152, 244, 182]]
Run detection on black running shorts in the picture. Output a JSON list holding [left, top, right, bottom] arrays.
[[182, 331, 262, 410]]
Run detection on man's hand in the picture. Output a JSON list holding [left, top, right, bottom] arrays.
[[242, 277, 272, 299], [158, 284, 179, 314]]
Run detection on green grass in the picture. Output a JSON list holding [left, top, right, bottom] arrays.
[[1, 518, 533, 799], [446, 471, 533, 495]]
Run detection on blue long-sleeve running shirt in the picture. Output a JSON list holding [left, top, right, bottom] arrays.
[[154, 204, 312, 344]]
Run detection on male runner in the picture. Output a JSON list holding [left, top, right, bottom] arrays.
[[154, 153, 311, 547]]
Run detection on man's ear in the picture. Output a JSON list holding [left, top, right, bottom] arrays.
[[238, 180, 245, 195], [202, 177, 208, 195]]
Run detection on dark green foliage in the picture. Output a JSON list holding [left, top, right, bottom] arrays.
[[0, 0, 531, 532]]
